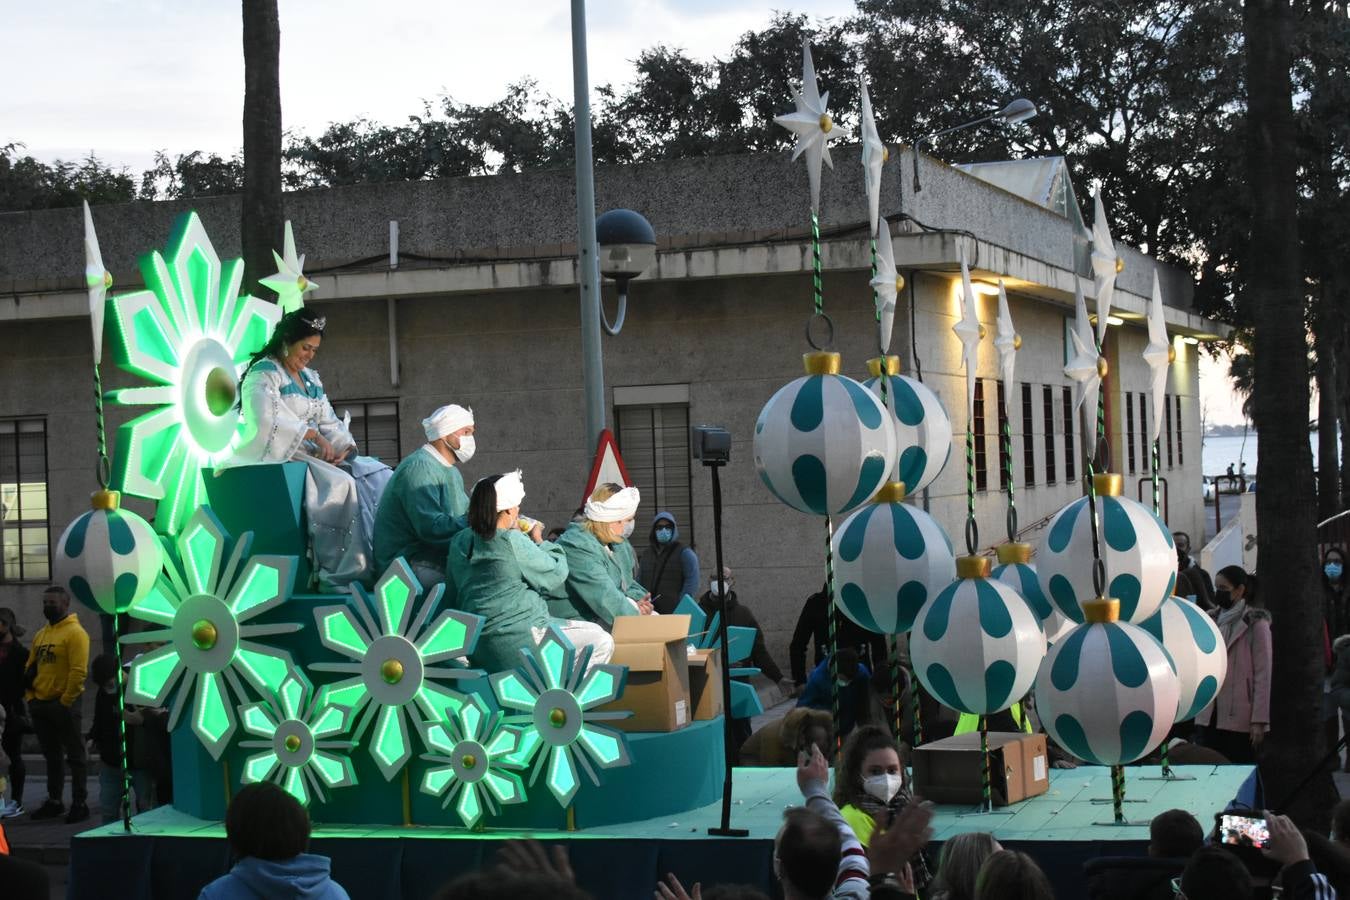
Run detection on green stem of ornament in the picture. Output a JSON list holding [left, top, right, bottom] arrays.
[[1095, 343, 1108, 473], [93, 362, 110, 489], [1002, 402, 1016, 542], [980, 715, 991, 812], [1112, 763, 1125, 824], [889, 635, 902, 742], [1151, 438, 1161, 519], [113, 612, 132, 832], [1084, 454, 1106, 597], [825, 514, 840, 752], [811, 211, 824, 317], [964, 427, 977, 554], [910, 663, 923, 747]]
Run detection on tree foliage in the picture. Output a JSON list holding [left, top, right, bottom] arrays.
[[0, 143, 136, 210]]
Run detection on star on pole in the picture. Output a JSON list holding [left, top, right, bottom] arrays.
[[1143, 270, 1171, 445], [953, 248, 982, 427], [871, 220, 901, 354], [1090, 191, 1118, 349], [260, 221, 319, 313], [83, 200, 111, 364], [859, 77, 886, 238], [774, 39, 839, 214], [1064, 276, 1101, 443], [994, 280, 1018, 393]]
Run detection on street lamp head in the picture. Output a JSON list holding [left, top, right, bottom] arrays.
[[596, 209, 656, 282], [997, 98, 1037, 125]]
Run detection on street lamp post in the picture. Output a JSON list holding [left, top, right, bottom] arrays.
[[571, 0, 605, 449], [912, 98, 1038, 193]]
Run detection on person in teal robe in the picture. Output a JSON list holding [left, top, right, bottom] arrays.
[[444, 471, 613, 673], [547, 483, 654, 627], [373, 404, 475, 588]]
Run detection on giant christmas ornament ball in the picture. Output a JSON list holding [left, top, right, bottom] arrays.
[[910, 556, 1047, 715], [992, 543, 1074, 644], [833, 482, 956, 634], [863, 356, 952, 496], [1140, 596, 1228, 723], [1034, 598, 1180, 765], [754, 352, 898, 516], [54, 489, 163, 615], [1038, 474, 1176, 624]]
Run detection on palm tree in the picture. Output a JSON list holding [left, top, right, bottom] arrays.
[[241, 0, 283, 298]]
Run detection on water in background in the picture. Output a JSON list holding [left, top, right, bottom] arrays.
[[1201, 432, 1340, 476]]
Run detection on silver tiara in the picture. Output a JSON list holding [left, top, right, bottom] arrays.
[[306, 315, 327, 331]]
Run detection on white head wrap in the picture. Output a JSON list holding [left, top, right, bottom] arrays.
[[495, 470, 525, 512], [583, 486, 641, 522], [422, 404, 474, 442]]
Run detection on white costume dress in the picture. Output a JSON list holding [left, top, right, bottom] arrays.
[[228, 358, 390, 592]]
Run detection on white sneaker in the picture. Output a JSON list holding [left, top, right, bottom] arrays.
[[0, 800, 23, 818]]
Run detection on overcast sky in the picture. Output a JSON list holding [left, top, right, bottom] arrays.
[[2, 0, 1250, 430]]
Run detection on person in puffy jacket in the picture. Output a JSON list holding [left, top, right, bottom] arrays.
[[637, 512, 700, 614], [198, 782, 349, 900]]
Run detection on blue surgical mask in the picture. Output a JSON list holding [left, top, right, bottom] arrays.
[[1328, 562, 1344, 581], [655, 527, 673, 544]]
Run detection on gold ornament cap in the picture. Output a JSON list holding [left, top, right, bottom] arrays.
[[819, 113, 833, 133], [91, 489, 121, 511], [956, 555, 992, 579], [1013, 334, 1023, 350], [872, 481, 908, 504], [380, 659, 404, 684], [1168, 345, 1176, 364], [804, 351, 842, 376], [867, 355, 902, 377], [995, 542, 1032, 565], [283, 734, 302, 752], [1096, 357, 1109, 378], [1115, 256, 1125, 274], [1082, 597, 1120, 623], [191, 620, 218, 650], [1093, 473, 1123, 497]]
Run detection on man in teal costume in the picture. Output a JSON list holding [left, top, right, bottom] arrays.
[[547, 483, 654, 626], [373, 403, 475, 588]]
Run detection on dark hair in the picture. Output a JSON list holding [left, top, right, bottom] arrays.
[[236, 310, 327, 405], [973, 850, 1054, 900], [225, 782, 311, 861], [468, 475, 504, 540], [777, 807, 841, 900], [1327, 547, 1347, 565], [833, 724, 899, 808], [836, 647, 860, 681], [1179, 846, 1253, 900], [90, 653, 118, 686], [43, 585, 68, 599], [1150, 808, 1203, 858], [1216, 565, 1248, 592], [433, 871, 592, 900], [1334, 798, 1350, 844]]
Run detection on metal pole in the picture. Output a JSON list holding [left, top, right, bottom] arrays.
[[571, 0, 605, 449]]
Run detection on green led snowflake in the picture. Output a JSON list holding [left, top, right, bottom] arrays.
[[238, 670, 356, 807], [123, 506, 299, 759], [313, 560, 484, 781], [418, 691, 527, 828], [106, 211, 281, 535], [489, 625, 631, 808]]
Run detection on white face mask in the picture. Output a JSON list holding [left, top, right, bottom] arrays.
[[863, 773, 903, 804], [620, 519, 635, 540], [451, 434, 476, 463], [709, 579, 731, 596]]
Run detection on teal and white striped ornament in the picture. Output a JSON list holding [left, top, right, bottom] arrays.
[[754, 352, 898, 516], [864, 357, 952, 496], [1139, 596, 1227, 723], [991, 550, 1074, 644], [1033, 601, 1180, 766], [832, 483, 956, 634], [54, 490, 163, 615], [1037, 476, 1176, 625], [909, 561, 1046, 716]]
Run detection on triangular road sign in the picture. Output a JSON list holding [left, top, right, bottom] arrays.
[[582, 429, 633, 505]]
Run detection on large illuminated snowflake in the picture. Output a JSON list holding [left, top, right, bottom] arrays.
[[238, 670, 357, 807], [122, 507, 299, 759], [106, 211, 281, 535], [489, 625, 631, 808], [313, 560, 484, 781], [675, 595, 765, 719], [418, 691, 528, 827]]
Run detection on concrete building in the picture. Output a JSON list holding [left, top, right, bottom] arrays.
[[0, 146, 1222, 668]]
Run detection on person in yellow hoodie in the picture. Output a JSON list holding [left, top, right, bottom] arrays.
[[24, 586, 90, 824]]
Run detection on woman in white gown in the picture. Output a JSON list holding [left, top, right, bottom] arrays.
[[227, 310, 390, 592]]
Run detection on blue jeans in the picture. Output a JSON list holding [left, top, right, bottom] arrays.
[[98, 766, 154, 823]]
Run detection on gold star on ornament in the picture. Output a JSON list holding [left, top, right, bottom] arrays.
[[773, 39, 839, 214], [260, 221, 319, 313]]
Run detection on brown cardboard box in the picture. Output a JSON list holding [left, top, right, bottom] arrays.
[[687, 648, 723, 720], [598, 615, 692, 732], [912, 732, 1049, 806]]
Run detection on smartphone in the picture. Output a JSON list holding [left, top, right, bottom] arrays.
[[1216, 813, 1269, 849]]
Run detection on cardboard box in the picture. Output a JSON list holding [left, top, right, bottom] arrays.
[[598, 615, 692, 732], [687, 648, 723, 720], [912, 732, 1049, 806]]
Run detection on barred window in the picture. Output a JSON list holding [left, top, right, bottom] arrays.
[[1063, 387, 1076, 483], [1043, 386, 1057, 485], [1176, 395, 1184, 466], [1165, 394, 1174, 468], [335, 399, 401, 463], [1125, 393, 1137, 475], [1022, 383, 1036, 487], [996, 380, 1009, 490], [616, 402, 693, 545], [974, 380, 988, 492], [0, 418, 49, 583], [1139, 392, 1150, 473]]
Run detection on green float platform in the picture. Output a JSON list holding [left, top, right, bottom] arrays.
[[70, 765, 1253, 900]]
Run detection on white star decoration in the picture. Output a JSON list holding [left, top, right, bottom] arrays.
[[871, 222, 900, 354], [83, 200, 111, 365], [1143, 270, 1171, 446], [774, 39, 838, 214], [953, 248, 982, 427], [994, 280, 1017, 393], [1064, 276, 1101, 443], [1090, 191, 1117, 349], [859, 77, 886, 238], [260, 221, 319, 313]]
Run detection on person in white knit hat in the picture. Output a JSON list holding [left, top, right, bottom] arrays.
[[445, 471, 613, 673], [372, 404, 475, 589]]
